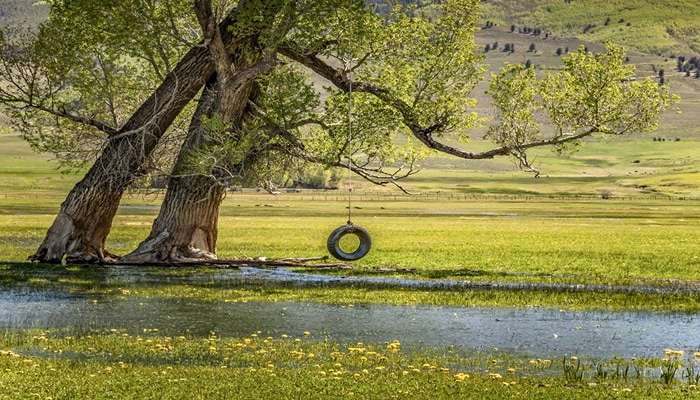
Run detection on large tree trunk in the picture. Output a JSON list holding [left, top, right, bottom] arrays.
[[123, 175, 225, 262], [29, 7, 251, 264], [124, 68, 258, 262]]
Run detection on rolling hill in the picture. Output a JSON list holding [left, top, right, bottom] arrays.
[[482, 0, 700, 54]]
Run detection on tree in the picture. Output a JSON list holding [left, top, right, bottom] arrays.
[[528, 43, 536, 52], [1, 1, 675, 264], [0, 0, 213, 262], [124, 0, 288, 262], [556, 47, 563, 56]]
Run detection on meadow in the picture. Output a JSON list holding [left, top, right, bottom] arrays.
[[1, 133, 700, 313], [2, 329, 700, 399], [482, 0, 700, 54], [2, 2, 700, 398]]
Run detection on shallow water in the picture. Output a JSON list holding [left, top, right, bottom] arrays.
[[61, 265, 700, 295], [1, 285, 698, 359]]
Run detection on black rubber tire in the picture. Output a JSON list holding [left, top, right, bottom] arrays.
[[326, 224, 372, 261]]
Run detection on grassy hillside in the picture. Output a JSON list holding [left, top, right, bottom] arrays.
[[483, 0, 700, 54], [471, 25, 700, 140]]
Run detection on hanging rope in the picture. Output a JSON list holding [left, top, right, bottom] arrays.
[[346, 72, 353, 225], [325, 61, 373, 262]]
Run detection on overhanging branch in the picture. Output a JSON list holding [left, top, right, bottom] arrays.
[[278, 42, 601, 161]]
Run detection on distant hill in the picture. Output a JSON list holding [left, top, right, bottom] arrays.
[[0, 0, 47, 28], [483, 0, 700, 55]]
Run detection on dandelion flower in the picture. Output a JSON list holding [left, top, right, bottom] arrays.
[[454, 372, 470, 381]]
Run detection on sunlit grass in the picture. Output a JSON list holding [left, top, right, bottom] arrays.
[[2, 196, 700, 287]]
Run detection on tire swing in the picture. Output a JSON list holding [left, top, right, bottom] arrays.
[[326, 78, 372, 261]]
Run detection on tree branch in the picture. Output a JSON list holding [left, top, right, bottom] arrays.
[[279, 41, 601, 161], [23, 103, 117, 135]]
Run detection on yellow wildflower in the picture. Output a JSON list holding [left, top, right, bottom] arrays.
[[454, 372, 470, 381]]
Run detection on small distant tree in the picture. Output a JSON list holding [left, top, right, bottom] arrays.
[[510, 43, 515, 53], [604, 17, 611, 26], [510, 24, 516, 32], [565, 47, 570, 53], [556, 48, 563, 56], [658, 69, 665, 78], [484, 43, 490, 52], [492, 41, 498, 49], [524, 59, 532, 68], [528, 43, 536, 52]]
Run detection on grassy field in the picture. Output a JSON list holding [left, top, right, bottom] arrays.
[[2, 330, 699, 400], [2, 3, 700, 398], [1, 134, 700, 294]]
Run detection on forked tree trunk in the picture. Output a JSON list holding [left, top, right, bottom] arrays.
[[29, 9, 249, 264]]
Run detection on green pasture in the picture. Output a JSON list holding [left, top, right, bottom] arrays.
[[2, 133, 700, 311], [1, 134, 700, 292]]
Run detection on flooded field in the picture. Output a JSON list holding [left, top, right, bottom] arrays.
[[2, 280, 698, 360]]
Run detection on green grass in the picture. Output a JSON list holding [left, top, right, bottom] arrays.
[[1, 330, 699, 400], [3, 198, 700, 286], [1, 135, 700, 291]]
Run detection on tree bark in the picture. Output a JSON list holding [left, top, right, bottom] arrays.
[[123, 175, 225, 262], [123, 82, 227, 262], [124, 68, 259, 262], [29, 7, 249, 264]]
